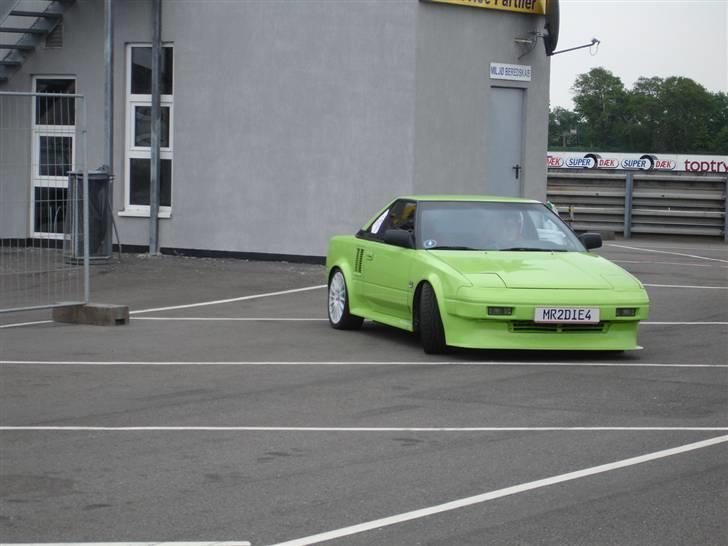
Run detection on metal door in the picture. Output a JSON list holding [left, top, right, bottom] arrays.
[[486, 87, 524, 197]]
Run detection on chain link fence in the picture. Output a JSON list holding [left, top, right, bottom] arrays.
[[0, 90, 89, 313]]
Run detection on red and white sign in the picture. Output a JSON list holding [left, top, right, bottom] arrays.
[[546, 152, 728, 173]]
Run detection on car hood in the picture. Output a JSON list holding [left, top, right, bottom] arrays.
[[428, 250, 638, 290]]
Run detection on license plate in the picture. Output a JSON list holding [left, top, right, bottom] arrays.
[[534, 307, 600, 323]]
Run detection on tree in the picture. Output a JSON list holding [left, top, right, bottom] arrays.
[[571, 68, 629, 149], [552, 68, 728, 154], [548, 106, 581, 148]]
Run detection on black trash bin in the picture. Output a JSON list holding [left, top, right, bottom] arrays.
[[65, 171, 113, 263]]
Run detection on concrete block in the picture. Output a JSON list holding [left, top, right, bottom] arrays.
[[53, 303, 130, 326]]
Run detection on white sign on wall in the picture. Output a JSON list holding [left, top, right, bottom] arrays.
[[490, 62, 532, 82]]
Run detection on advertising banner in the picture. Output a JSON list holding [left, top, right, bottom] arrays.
[[546, 152, 728, 174], [422, 0, 546, 16]]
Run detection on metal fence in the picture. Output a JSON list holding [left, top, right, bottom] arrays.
[[547, 170, 728, 241], [0, 90, 89, 313]]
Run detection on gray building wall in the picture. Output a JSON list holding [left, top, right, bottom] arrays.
[[414, 1, 550, 200], [1, 0, 551, 257]]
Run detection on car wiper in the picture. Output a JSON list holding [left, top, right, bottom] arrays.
[[499, 247, 568, 252], [427, 245, 481, 251]]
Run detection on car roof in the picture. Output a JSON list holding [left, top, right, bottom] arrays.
[[397, 195, 541, 204]]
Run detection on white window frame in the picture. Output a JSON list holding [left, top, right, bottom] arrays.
[[120, 42, 174, 218], [31, 75, 76, 239]]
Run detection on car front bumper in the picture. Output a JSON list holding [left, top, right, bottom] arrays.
[[442, 288, 649, 350]]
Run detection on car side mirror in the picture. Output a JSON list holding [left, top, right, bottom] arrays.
[[578, 232, 602, 250], [383, 229, 414, 249]]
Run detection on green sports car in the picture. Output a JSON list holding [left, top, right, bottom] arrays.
[[326, 195, 649, 353]]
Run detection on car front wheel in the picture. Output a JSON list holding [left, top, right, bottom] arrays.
[[420, 283, 447, 354], [328, 269, 363, 330]]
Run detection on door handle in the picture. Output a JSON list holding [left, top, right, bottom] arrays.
[[512, 164, 521, 179]]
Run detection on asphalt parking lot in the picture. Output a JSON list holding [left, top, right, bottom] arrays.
[[1, 237, 727, 545]]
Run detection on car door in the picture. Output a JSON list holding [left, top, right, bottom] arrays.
[[357, 200, 417, 322]]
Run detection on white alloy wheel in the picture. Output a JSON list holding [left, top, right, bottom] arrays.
[[328, 270, 346, 324]]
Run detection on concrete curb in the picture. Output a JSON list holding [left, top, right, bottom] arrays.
[[53, 303, 130, 326]]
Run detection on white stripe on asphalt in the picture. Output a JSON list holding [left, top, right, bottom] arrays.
[[131, 318, 727, 325], [2, 426, 727, 432], [269, 434, 728, 546], [643, 321, 728, 325], [0, 285, 328, 329], [1, 543, 251, 546], [644, 283, 728, 289], [0, 320, 53, 329], [1, 360, 726, 368], [613, 259, 726, 268], [130, 284, 327, 315], [132, 317, 328, 322], [606, 243, 728, 264]]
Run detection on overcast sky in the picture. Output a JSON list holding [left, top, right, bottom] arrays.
[[550, 0, 728, 110]]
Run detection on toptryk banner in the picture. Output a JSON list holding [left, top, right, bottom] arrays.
[[547, 152, 728, 173], [422, 0, 546, 16]]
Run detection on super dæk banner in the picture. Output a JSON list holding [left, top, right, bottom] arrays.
[[546, 152, 728, 173]]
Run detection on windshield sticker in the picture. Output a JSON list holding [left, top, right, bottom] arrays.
[[371, 210, 388, 234], [424, 239, 437, 249]]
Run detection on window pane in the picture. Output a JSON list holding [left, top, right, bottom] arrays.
[[129, 158, 172, 207], [131, 47, 173, 95], [39, 136, 73, 177], [34, 187, 67, 234], [134, 106, 170, 147], [35, 79, 75, 125]]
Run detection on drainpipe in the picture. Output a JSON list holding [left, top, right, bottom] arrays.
[[104, 0, 113, 173], [149, 0, 161, 255]]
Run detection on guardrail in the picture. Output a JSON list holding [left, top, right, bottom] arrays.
[[547, 170, 728, 241]]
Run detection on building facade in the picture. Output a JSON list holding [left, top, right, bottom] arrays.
[[1, 0, 552, 258]]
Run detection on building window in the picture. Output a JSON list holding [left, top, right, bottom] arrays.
[[124, 44, 173, 215], [31, 77, 76, 237]]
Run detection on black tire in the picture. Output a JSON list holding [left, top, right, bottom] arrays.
[[419, 283, 448, 354], [328, 268, 363, 330]]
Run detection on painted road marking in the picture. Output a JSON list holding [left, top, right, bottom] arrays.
[[2, 426, 727, 432], [268, 434, 728, 546], [643, 321, 728, 325], [132, 317, 328, 321], [644, 283, 728, 289], [1, 543, 251, 546], [0, 285, 327, 329], [130, 318, 727, 325], [0, 320, 53, 329], [4, 318, 728, 329], [613, 259, 727, 268], [130, 284, 327, 315], [606, 243, 728, 264], [1, 360, 726, 368]]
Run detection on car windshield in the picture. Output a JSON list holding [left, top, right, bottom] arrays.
[[417, 201, 585, 252]]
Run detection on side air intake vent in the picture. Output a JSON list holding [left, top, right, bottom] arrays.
[[354, 248, 364, 274]]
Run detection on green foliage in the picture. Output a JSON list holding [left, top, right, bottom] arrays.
[[551, 68, 728, 154]]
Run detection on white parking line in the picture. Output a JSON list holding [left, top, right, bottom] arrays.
[[613, 259, 726, 269], [133, 317, 328, 322], [0, 320, 53, 329], [606, 243, 728, 264], [130, 284, 327, 315], [644, 283, 728, 290], [1, 543, 251, 546], [2, 426, 727, 432], [268, 434, 728, 546], [0, 285, 327, 329], [643, 321, 728, 325], [1, 360, 726, 368]]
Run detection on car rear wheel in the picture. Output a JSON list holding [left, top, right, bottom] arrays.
[[420, 283, 447, 354], [328, 269, 363, 330]]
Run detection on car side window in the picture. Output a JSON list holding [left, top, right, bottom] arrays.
[[379, 200, 416, 241], [358, 200, 417, 243]]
